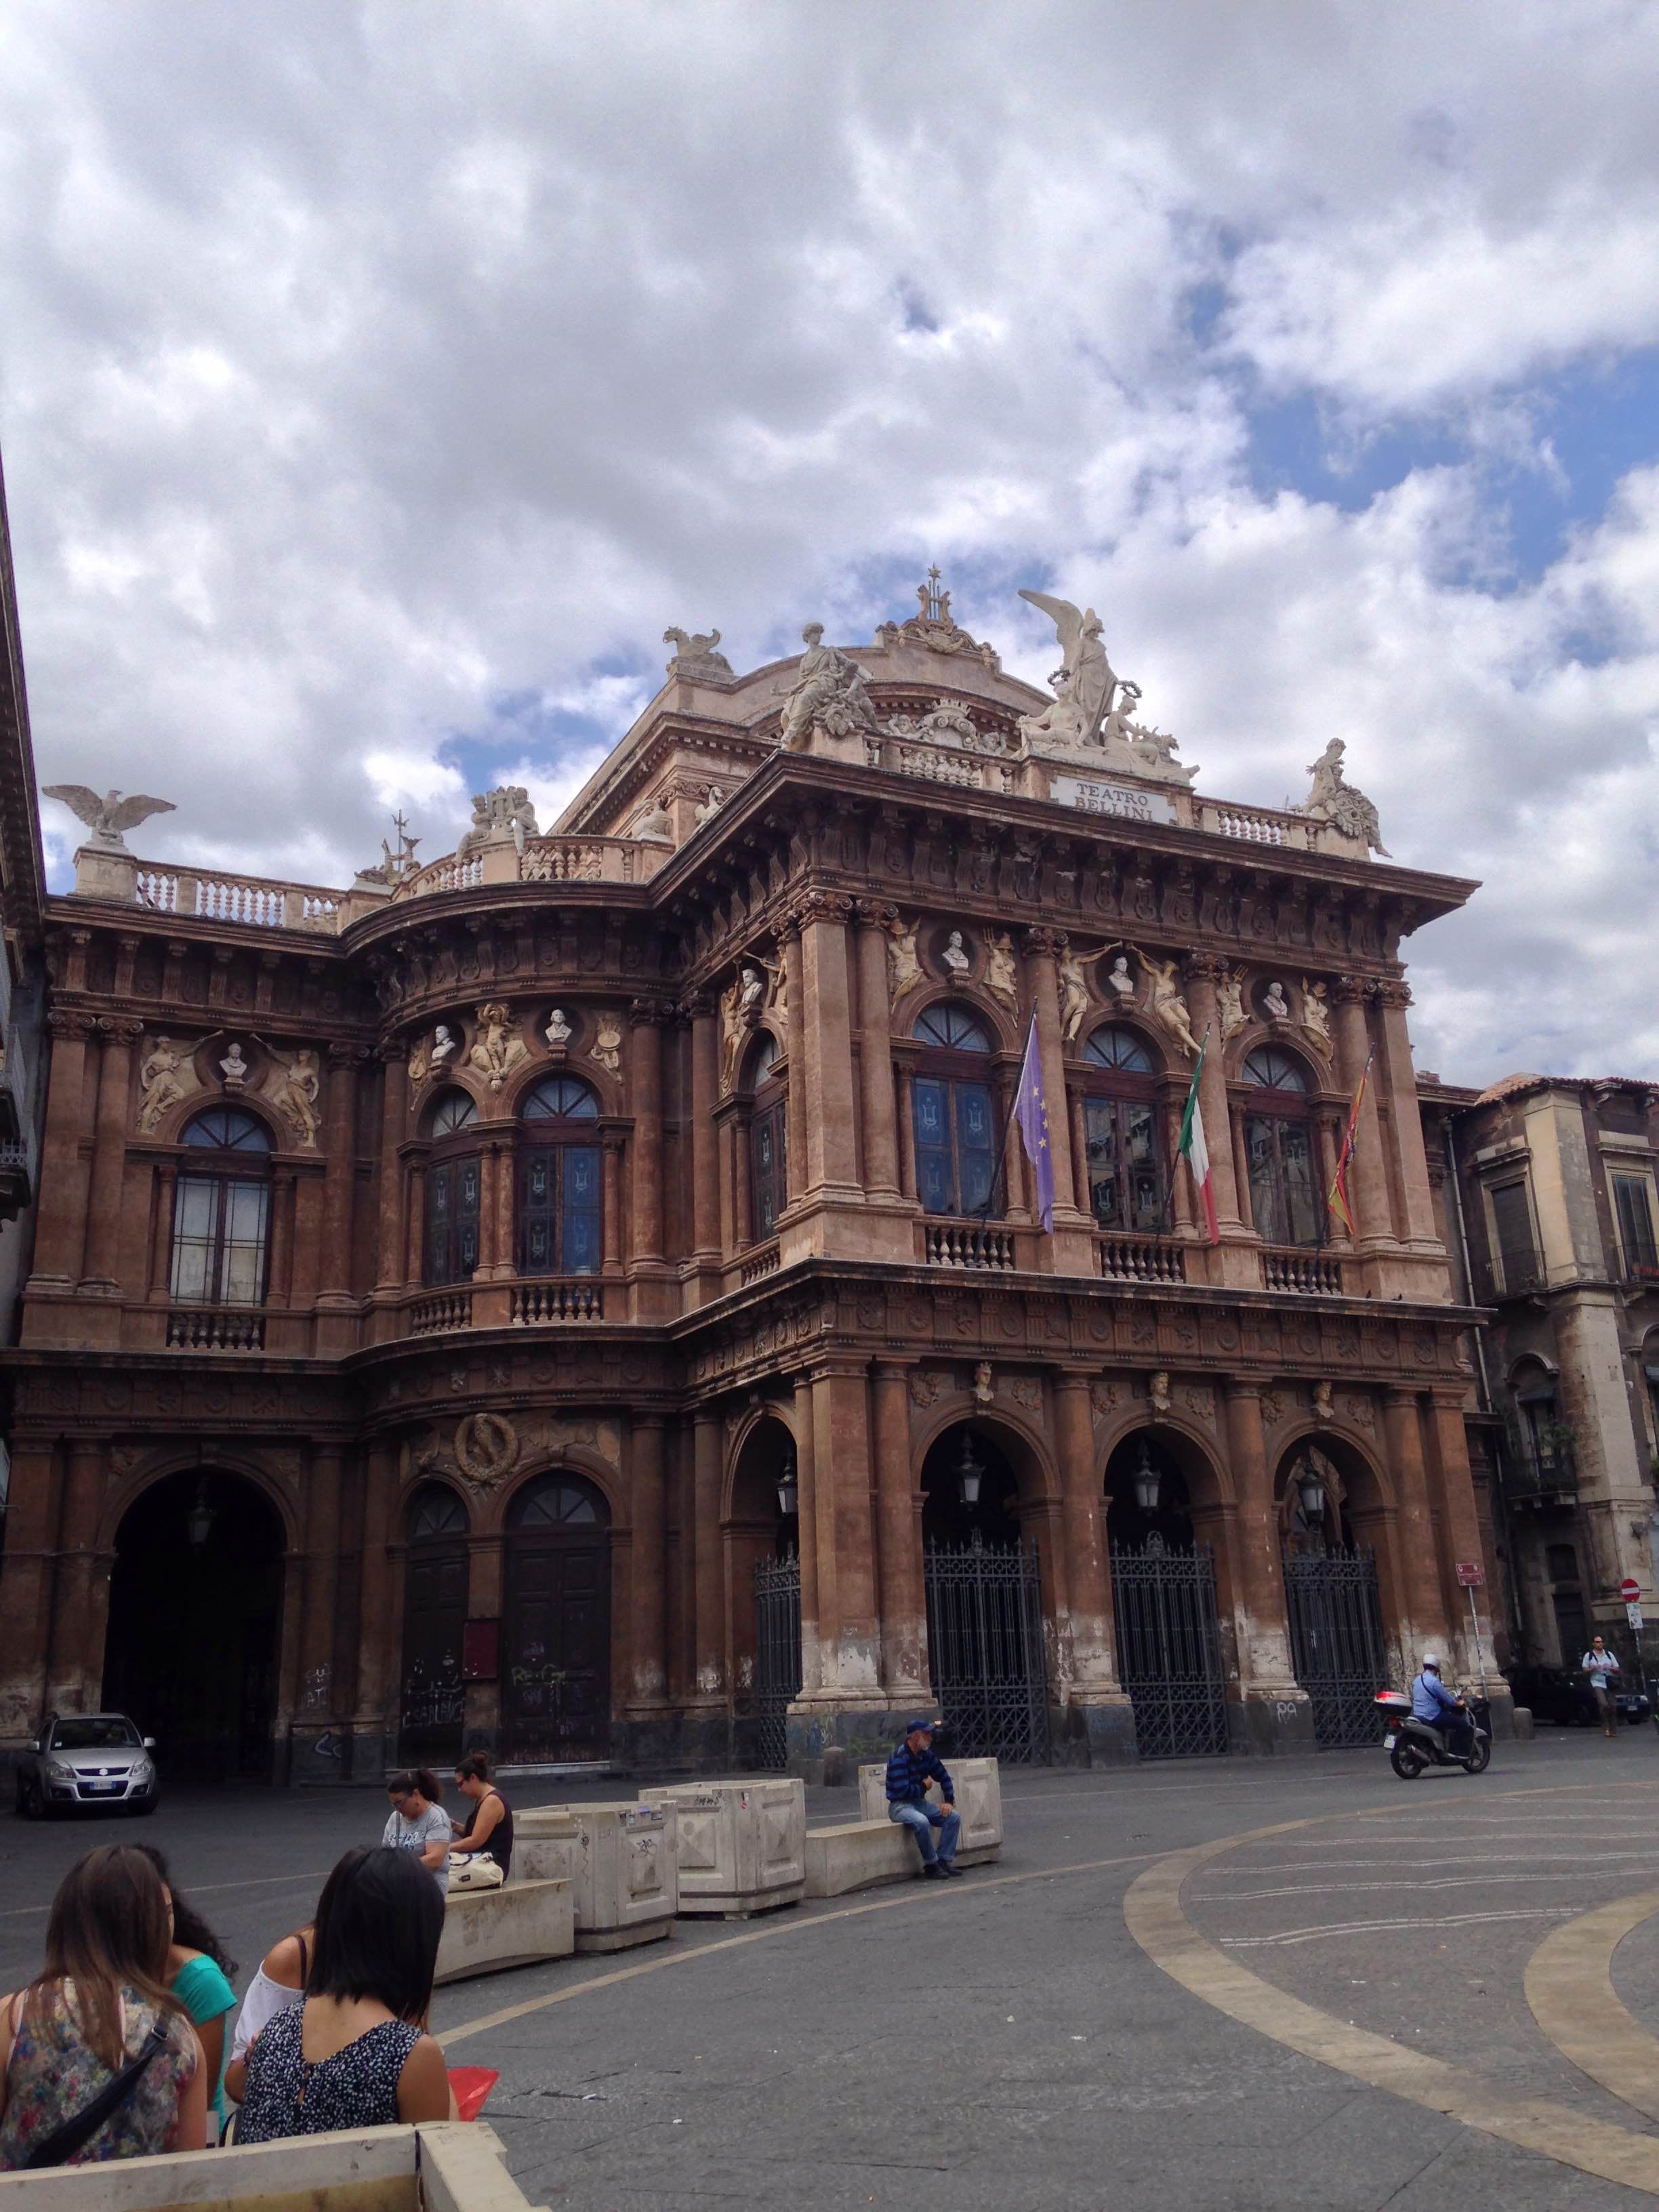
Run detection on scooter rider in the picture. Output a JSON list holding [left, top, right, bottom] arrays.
[[1411, 1654, 1471, 1757]]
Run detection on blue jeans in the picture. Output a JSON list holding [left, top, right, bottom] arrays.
[[889, 1799, 961, 1866]]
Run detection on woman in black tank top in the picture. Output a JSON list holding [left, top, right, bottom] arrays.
[[450, 1756, 513, 1881]]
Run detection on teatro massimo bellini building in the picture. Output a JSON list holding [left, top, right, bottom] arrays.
[[0, 578, 1503, 1786]]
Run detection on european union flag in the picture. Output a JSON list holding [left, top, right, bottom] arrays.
[[1013, 1014, 1055, 1233]]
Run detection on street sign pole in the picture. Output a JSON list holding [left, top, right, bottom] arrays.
[[1456, 1561, 1489, 1698]]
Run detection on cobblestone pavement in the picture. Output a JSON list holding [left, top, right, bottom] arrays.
[[5, 1732, 1659, 2207]]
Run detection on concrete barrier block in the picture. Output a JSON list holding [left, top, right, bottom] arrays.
[[804, 1818, 916, 1897], [1511, 1705, 1535, 1741], [434, 1876, 574, 1984], [642, 1777, 805, 1917], [518, 1801, 676, 1952], [857, 1756, 1003, 1866]]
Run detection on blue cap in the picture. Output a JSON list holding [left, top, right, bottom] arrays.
[[904, 1717, 936, 1735]]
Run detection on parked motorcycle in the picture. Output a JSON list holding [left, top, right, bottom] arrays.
[[1374, 1687, 1492, 1778]]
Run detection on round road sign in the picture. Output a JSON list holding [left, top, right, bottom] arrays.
[[1622, 1578, 1641, 1603]]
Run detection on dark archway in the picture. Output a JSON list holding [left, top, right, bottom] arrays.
[[920, 1421, 1047, 1763], [501, 1471, 611, 1765], [1273, 1435, 1389, 1748], [103, 1469, 285, 1780], [1105, 1427, 1229, 1759], [398, 1483, 470, 1766], [730, 1416, 800, 1771], [920, 1422, 1022, 1547]]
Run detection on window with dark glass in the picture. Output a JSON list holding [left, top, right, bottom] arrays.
[[1488, 1179, 1540, 1292], [1081, 1025, 1164, 1232], [747, 1033, 787, 1241], [426, 1156, 481, 1286], [910, 1006, 996, 1216], [1241, 1046, 1321, 1248], [1612, 1174, 1658, 1277], [517, 1073, 602, 1275], [170, 1108, 272, 1307]]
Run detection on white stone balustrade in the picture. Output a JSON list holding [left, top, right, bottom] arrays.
[[516, 1801, 677, 1952], [640, 1778, 806, 1917]]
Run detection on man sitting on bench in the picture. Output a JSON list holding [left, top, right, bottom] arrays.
[[884, 1719, 962, 1879]]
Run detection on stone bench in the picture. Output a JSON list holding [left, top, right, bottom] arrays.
[[641, 1778, 805, 1918], [856, 1756, 1004, 1868], [804, 1816, 918, 1897], [516, 1801, 677, 1952], [434, 1875, 574, 1984]]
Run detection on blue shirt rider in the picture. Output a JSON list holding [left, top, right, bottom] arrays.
[[1410, 1655, 1471, 1753]]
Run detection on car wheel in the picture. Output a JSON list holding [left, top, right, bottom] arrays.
[[16, 1776, 39, 1820], [136, 1795, 159, 1817]]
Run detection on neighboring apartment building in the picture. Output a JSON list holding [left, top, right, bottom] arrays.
[[0, 573, 1500, 1784], [1425, 1073, 1659, 1677]]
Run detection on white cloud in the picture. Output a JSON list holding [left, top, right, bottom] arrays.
[[2, 2, 1656, 1078]]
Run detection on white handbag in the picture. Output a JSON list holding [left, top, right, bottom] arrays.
[[448, 1849, 504, 1890]]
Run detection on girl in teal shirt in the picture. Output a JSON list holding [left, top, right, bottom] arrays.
[[138, 1847, 237, 2144]]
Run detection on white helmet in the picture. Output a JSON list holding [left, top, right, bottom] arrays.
[[1421, 1654, 1441, 1671]]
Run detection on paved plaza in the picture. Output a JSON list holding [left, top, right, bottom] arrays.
[[11, 1738, 1659, 2205]]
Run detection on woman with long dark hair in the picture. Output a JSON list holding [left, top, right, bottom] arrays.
[[0, 1846, 205, 2167], [381, 1770, 452, 1893], [236, 1847, 451, 2142], [136, 1847, 237, 2145], [449, 1753, 514, 1883]]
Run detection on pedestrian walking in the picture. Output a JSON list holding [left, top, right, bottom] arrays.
[[224, 1925, 314, 2110], [449, 1755, 514, 1883], [382, 1770, 452, 1893], [234, 1848, 453, 2142], [0, 1845, 205, 2168], [136, 1848, 237, 2146], [884, 1719, 962, 1879], [1582, 1637, 1622, 1737]]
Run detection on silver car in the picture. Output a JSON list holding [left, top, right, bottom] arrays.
[[14, 1713, 159, 1818]]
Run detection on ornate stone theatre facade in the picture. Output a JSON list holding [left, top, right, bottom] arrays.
[[0, 576, 1502, 1782]]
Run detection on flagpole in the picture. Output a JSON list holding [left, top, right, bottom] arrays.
[[1162, 1020, 1211, 1240]]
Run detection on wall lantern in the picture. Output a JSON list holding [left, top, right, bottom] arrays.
[[1132, 1442, 1162, 1515], [956, 1433, 985, 1509], [775, 1446, 799, 1519], [186, 1479, 214, 1549], [1296, 1462, 1327, 1521]]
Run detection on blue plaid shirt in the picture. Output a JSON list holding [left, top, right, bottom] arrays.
[[884, 1740, 954, 1806]]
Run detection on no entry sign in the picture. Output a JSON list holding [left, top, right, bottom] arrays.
[[1456, 1561, 1485, 1587], [1622, 1578, 1642, 1603]]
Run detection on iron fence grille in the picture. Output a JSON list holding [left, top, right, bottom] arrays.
[[1282, 1549, 1387, 1748], [753, 1551, 802, 1773], [1111, 1537, 1231, 1758], [924, 1536, 1050, 1763]]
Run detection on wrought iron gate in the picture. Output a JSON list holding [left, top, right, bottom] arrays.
[[753, 1551, 802, 1772], [924, 1536, 1049, 1763], [1282, 1549, 1387, 1748], [1111, 1536, 1230, 1758]]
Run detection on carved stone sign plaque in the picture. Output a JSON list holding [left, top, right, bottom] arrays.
[[1050, 775, 1176, 825]]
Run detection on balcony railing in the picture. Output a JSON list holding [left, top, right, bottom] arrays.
[[409, 1290, 473, 1335], [1505, 1449, 1578, 1504], [1261, 1246, 1345, 1294], [509, 1279, 603, 1324], [1097, 1233, 1187, 1284], [135, 868, 342, 933], [924, 1218, 1017, 1271], [739, 1242, 781, 1286], [166, 1307, 266, 1351]]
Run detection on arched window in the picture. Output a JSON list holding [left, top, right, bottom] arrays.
[[910, 1006, 996, 1216], [518, 1076, 602, 1275], [1080, 1026, 1164, 1233], [424, 1094, 481, 1288], [506, 1473, 609, 1530], [171, 1108, 272, 1307], [407, 1483, 468, 1542], [1242, 1046, 1321, 1247], [745, 1033, 787, 1241]]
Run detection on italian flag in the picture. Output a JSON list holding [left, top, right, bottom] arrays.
[[1178, 1035, 1219, 1244]]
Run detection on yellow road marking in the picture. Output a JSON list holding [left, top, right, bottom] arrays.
[[1525, 1889, 1659, 2123]]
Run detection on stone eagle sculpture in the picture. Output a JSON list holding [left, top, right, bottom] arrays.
[[43, 786, 176, 851]]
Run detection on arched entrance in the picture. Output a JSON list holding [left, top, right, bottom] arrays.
[[1276, 1437, 1388, 1748], [1106, 1429, 1229, 1759], [732, 1418, 800, 1773], [501, 1472, 611, 1766], [103, 1469, 285, 1780], [920, 1422, 1048, 1763], [398, 1484, 469, 1765]]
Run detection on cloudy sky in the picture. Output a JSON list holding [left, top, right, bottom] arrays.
[[3, 2, 1656, 1084]]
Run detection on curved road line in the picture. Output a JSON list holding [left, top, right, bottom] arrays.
[[1124, 1797, 1659, 2196], [1526, 1889, 1659, 2124]]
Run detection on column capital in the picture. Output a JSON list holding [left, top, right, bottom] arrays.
[[792, 888, 855, 928], [377, 1035, 409, 1065], [853, 897, 899, 929], [1384, 1384, 1425, 1408], [1332, 975, 1373, 1005], [1182, 951, 1228, 982], [327, 1040, 369, 1071], [677, 989, 713, 1021], [1374, 979, 1412, 1010], [98, 1016, 144, 1045], [1222, 1376, 1265, 1401], [628, 995, 674, 1027], [1022, 926, 1065, 958], [47, 1010, 95, 1042]]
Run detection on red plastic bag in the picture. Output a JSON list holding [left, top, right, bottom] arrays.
[[448, 2067, 499, 2122]]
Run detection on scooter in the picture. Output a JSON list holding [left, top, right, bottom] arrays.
[[1374, 1687, 1492, 1778]]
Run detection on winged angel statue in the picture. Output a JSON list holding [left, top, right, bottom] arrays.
[[43, 785, 176, 851], [1015, 590, 1118, 750]]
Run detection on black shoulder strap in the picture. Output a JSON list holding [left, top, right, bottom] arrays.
[[24, 2019, 172, 2169]]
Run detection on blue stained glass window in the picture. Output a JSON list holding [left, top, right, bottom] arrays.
[[523, 1076, 600, 1119]]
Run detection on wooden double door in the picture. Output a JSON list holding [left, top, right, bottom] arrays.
[[501, 1475, 611, 1765]]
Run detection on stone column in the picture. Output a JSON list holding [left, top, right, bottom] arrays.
[[853, 901, 901, 1200], [872, 1361, 926, 1702], [1069, 1090, 1091, 1218], [29, 1013, 96, 1290], [374, 1041, 409, 1292], [317, 1046, 361, 1306], [1223, 1381, 1313, 1747], [1052, 1374, 1129, 1715], [685, 995, 720, 1267], [1376, 981, 1439, 1250], [1181, 956, 1243, 1229], [80, 1019, 143, 1292], [781, 916, 806, 1206], [601, 1134, 625, 1277], [298, 1446, 344, 1728], [1021, 930, 1092, 1270], [0, 1443, 60, 1736], [352, 1441, 401, 1763], [807, 1361, 881, 1703], [148, 1164, 178, 1298], [1428, 1391, 1503, 1686], [691, 1410, 725, 1704], [896, 1065, 918, 1204], [792, 1371, 821, 1696], [628, 999, 669, 1263], [1333, 980, 1393, 1248], [628, 1416, 668, 1708], [47, 1442, 110, 1713], [1385, 1389, 1450, 1652], [796, 894, 859, 1200], [474, 1144, 500, 1277]]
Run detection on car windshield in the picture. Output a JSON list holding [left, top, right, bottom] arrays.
[[49, 1717, 140, 1750]]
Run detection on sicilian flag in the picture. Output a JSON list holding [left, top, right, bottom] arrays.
[[1013, 1015, 1056, 1233], [1328, 1050, 1373, 1237], [1177, 1032, 1218, 1244]]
